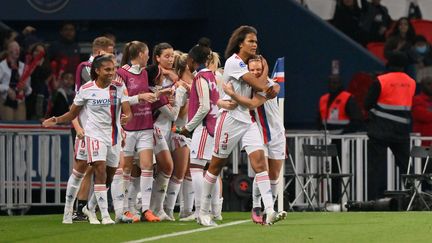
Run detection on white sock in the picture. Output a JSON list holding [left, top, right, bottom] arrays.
[[255, 171, 274, 215], [150, 172, 170, 212], [94, 184, 110, 219], [64, 169, 85, 210], [252, 177, 261, 208], [211, 176, 221, 214], [190, 168, 203, 213], [200, 171, 217, 215], [140, 169, 153, 212], [87, 192, 97, 212], [270, 179, 279, 207], [111, 168, 124, 219], [122, 172, 131, 212], [164, 176, 183, 213], [128, 176, 140, 212], [182, 176, 194, 214]]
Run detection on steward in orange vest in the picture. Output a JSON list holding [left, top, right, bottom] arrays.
[[364, 54, 416, 200], [318, 75, 364, 134]]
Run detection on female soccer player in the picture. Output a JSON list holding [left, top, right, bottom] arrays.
[[115, 41, 160, 222], [43, 54, 132, 225], [197, 26, 286, 226], [223, 56, 285, 224]]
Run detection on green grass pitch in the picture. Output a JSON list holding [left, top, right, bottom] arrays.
[[1, 212, 432, 242]]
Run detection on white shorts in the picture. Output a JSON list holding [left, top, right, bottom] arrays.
[[170, 133, 191, 151], [84, 137, 121, 168], [75, 137, 87, 161], [123, 130, 153, 157], [153, 126, 170, 155], [190, 124, 214, 161], [265, 132, 286, 160], [213, 111, 264, 159]]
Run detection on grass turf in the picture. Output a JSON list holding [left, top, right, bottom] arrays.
[[1, 212, 432, 242]]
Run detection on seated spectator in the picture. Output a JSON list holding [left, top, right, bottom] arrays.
[[409, 35, 432, 68], [332, 0, 367, 45], [0, 41, 32, 120], [412, 76, 432, 146], [26, 42, 51, 120], [384, 17, 416, 69], [48, 22, 81, 75], [360, 0, 392, 42]]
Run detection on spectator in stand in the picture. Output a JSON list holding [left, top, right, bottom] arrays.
[[26, 43, 51, 120], [412, 76, 432, 146], [360, 0, 392, 43], [409, 35, 432, 68], [332, 0, 367, 45], [384, 17, 416, 70], [48, 22, 81, 75], [48, 72, 74, 118], [0, 41, 31, 120]]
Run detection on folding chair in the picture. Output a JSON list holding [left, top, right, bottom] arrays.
[[284, 152, 316, 211], [401, 146, 432, 211], [302, 144, 353, 210]]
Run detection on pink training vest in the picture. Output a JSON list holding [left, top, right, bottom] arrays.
[[117, 66, 153, 131], [188, 70, 219, 136], [74, 61, 91, 92]]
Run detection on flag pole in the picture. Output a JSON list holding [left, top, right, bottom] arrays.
[[272, 57, 285, 212]]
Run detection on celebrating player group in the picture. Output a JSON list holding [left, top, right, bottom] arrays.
[[43, 25, 287, 227]]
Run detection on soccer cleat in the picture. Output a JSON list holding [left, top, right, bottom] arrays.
[[197, 213, 218, 227], [141, 210, 160, 222], [251, 207, 263, 224], [179, 212, 196, 222], [72, 211, 88, 222], [102, 217, 115, 225], [156, 210, 175, 221], [82, 205, 100, 225], [164, 210, 176, 222], [264, 210, 287, 225], [124, 211, 140, 223], [115, 214, 134, 224], [212, 197, 224, 221], [62, 209, 73, 224]]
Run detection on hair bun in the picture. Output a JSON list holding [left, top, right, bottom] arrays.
[[198, 37, 211, 48]]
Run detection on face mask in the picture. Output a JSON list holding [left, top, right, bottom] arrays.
[[416, 45, 428, 54]]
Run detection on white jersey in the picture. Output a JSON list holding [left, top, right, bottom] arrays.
[[74, 81, 128, 146], [255, 97, 284, 143], [255, 78, 284, 143], [221, 54, 252, 123]]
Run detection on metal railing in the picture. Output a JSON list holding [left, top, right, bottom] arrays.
[[0, 123, 73, 215]]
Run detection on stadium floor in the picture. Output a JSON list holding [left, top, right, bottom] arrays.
[[1, 212, 432, 242]]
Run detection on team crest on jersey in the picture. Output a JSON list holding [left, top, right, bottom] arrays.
[[239, 61, 247, 68], [93, 151, 99, 157]]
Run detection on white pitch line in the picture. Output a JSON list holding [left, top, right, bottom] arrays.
[[123, 220, 250, 243]]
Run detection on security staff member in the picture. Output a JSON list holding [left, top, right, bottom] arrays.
[[318, 74, 363, 134], [364, 54, 416, 200]]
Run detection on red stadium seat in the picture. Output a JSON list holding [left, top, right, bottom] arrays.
[[411, 19, 432, 44], [366, 42, 386, 63]]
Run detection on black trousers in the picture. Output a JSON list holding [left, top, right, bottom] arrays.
[[367, 137, 410, 200]]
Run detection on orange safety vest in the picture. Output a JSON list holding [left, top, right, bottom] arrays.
[[377, 72, 415, 110], [370, 72, 416, 124], [319, 91, 351, 125]]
